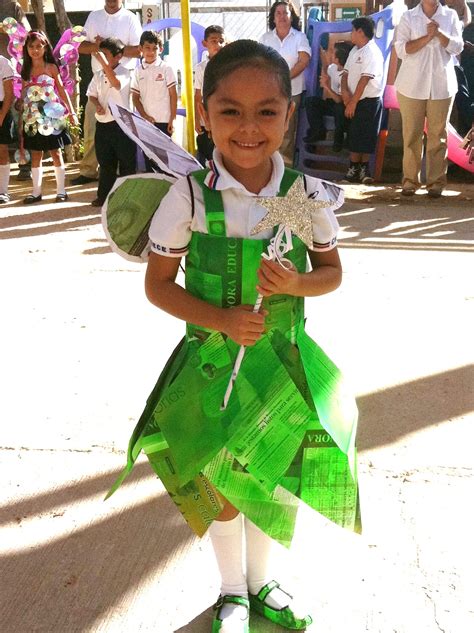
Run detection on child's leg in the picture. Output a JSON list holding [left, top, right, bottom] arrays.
[[0, 144, 10, 201], [50, 149, 66, 196], [31, 151, 43, 196], [95, 123, 118, 203], [245, 517, 311, 628], [115, 127, 136, 178], [209, 503, 248, 630]]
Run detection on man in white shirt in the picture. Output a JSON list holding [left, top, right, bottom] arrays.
[[73, 0, 141, 185], [341, 17, 384, 184], [394, 0, 463, 196]]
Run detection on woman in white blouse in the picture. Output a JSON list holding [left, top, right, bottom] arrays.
[[394, 0, 464, 197], [260, 1, 311, 165]]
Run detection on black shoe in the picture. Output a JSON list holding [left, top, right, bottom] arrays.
[[332, 143, 343, 153], [17, 168, 31, 181], [90, 197, 105, 207], [0, 192, 10, 204], [24, 194, 42, 204], [71, 175, 97, 185], [340, 164, 360, 184], [427, 188, 442, 198], [304, 132, 326, 143], [55, 193, 69, 202], [359, 164, 374, 184]]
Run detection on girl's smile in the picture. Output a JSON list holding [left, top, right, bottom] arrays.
[[199, 66, 294, 191]]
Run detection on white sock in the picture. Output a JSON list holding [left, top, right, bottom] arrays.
[[0, 164, 10, 194], [245, 517, 274, 596], [54, 165, 66, 195], [245, 518, 295, 612], [209, 515, 248, 630], [32, 167, 42, 196]]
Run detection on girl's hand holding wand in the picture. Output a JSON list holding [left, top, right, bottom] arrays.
[[257, 257, 298, 297], [220, 304, 267, 347]]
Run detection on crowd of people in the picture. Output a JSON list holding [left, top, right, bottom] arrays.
[[0, 0, 472, 206]]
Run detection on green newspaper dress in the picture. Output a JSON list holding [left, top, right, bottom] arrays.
[[109, 168, 361, 547]]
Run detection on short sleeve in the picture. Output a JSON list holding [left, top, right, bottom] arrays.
[[194, 63, 204, 91], [360, 48, 376, 78], [86, 74, 98, 98], [128, 14, 143, 46], [165, 64, 177, 87], [0, 57, 13, 81], [304, 175, 343, 251], [149, 176, 194, 257], [83, 12, 96, 42], [130, 68, 139, 93], [297, 32, 312, 56]]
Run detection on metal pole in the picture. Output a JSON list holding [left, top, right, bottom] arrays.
[[180, 0, 196, 154]]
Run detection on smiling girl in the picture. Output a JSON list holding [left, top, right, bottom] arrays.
[[20, 31, 77, 204], [116, 40, 359, 633]]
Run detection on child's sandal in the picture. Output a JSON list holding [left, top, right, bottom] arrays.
[[249, 580, 312, 630], [24, 194, 42, 204], [212, 595, 249, 633]]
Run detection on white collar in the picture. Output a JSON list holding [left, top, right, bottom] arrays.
[[205, 150, 285, 196], [102, 7, 126, 18], [141, 58, 163, 69]]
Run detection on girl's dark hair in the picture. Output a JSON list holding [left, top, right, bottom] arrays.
[[268, 1, 301, 31], [202, 39, 291, 108], [21, 31, 57, 81], [140, 30, 163, 48], [99, 37, 125, 57], [334, 41, 353, 66]]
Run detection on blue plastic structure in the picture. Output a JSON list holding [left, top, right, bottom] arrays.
[[295, 6, 395, 180]]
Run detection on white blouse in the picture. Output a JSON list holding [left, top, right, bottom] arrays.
[[149, 151, 342, 258], [394, 3, 464, 99]]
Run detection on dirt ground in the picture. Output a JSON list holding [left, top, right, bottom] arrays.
[[0, 161, 473, 633]]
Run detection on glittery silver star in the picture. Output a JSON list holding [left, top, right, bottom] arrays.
[[251, 177, 331, 249]]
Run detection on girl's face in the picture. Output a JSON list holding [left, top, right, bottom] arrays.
[[200, 65, 294, 182], [274, 4, 292, 30], [27, 38, 46, 60]]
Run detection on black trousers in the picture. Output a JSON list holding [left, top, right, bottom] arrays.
[[145, 122, 171, 173], [196, 130, 215, 166], [305, 96, 349, 145], [95, 121, 136, 201]]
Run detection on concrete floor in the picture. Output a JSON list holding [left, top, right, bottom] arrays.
[[0, 163, 473, 633]]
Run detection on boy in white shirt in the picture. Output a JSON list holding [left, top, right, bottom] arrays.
[[0, 55, 14, 204], [194, 25, 226, 165], [87, 37, 136, 206], [304, 41, 353, 152], [341, 17, 384, 184], [131, 31, 177, 139]]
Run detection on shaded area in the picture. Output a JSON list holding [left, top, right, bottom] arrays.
[[357, 364, 474, 451], [336, 198, 474, 253], [0, 461, 151, 528], [0, 464, 191, 632]]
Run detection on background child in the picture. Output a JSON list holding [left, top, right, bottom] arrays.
[[341, 16, 384, 184], [131, 30, 177, 173], [193, 24, 225, 165], [304, 41, 353, 151], [131, 31, 177, 136], [87, 37, 136, 206], [0, 54, 14, 204], [122, 40, 357, 633], [20, 31, 77, 204]]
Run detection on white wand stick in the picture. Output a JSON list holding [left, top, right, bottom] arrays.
[[220, 225, 292, 410]]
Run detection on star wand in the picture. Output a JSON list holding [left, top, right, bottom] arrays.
[[220, 177, 331, 410]]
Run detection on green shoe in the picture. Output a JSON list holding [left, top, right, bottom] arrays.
[[249, 580, 312, 630], [212, 594, 250, 633]]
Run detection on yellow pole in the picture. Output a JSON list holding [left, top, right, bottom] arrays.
[[180, 0, 196, 154]]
